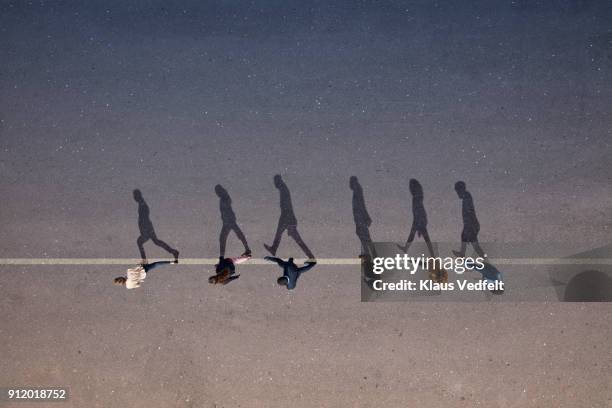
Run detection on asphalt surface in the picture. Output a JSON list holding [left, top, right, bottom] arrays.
[[1, 1, 611, 407]]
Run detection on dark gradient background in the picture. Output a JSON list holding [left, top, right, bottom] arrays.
[[1, 1, 611, 407]]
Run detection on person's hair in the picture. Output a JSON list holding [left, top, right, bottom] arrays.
[[114, 277, 127, 285], [277, 276, 288, 286], [215, 257, 235, 274]]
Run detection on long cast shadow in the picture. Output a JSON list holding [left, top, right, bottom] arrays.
[[350, 176, 376, 258], [452, 181, 486, 258], [397, 179, 435, 257], [264, 175, 315, 259], [215, 184, 250, 257], [133, 189, 179, 262]]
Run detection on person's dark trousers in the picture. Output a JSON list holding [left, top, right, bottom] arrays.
[[143, 261, 173, 273]]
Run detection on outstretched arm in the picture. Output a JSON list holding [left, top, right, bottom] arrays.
[[231, 254, 251, 265], [264, 256, 285, 266], [297, 261, 316, 274]]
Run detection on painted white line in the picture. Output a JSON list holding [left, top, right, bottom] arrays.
[[493, 258, 612, 265], [0, 258, 361, 266], [0, 258, 611, 266]]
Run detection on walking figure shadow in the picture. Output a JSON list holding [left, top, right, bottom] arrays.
[[215, 184, 251, 257], [452, 181, 486, 258], [350, 176, 376, 258], [397, 179, 436, 257], [133, 189, 179, 263], [264, 175, 315, 260]]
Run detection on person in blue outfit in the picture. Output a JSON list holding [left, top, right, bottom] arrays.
[[264, 256, 316, 290], [474, 261, 504, 295]]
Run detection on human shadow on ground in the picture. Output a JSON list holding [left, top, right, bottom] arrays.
[[264, 175, 315, 260], [133, 189, 179, 263], [215, 184, 250, 257]]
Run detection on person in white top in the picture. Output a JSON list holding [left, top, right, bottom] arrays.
[[114, 260, 177, 289]]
